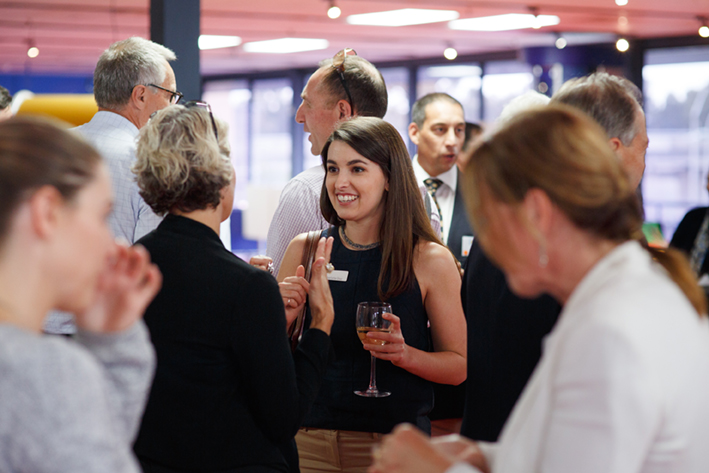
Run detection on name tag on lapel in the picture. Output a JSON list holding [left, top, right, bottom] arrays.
[[461, 235, 474, 257], [327, 270, 349, 282]]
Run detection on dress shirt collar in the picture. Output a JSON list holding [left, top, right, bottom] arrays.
[[90, 110, 140, 137], [411, 154, 458, 192]]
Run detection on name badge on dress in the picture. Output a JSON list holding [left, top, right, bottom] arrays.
[[461, 235, 474, 257], [327, 270, 349, 282]]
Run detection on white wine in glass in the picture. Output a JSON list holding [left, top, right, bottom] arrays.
[[355, 301, 392, 398]]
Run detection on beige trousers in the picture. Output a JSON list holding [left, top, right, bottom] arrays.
[[295, 428, 384, 473]]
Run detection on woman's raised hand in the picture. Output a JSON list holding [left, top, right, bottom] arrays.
[[75, 243, 162, 333], [279, 264, 310, 328], [308, 237, 335, 335]]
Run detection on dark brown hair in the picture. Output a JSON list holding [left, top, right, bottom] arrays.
[[0, 115, 101, 245], [411, 93, 464, 128], [321, 116, 442, 300], [463, 104, 706, 315]]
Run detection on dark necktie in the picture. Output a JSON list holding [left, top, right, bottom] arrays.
[[690, 210, 709, 276], [424, 178, 444, 233]]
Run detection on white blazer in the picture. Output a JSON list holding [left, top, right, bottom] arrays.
[[452, 241, 709, 473]]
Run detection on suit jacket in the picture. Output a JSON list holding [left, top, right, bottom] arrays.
[[459, 241, 560, 441], [670, 206, 709, 275], [134, 215, 331, 473], [446, 174, 475, 266], [481, 242, 709, 473]]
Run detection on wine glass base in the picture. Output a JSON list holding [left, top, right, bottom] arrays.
[[354, 389, 391, 398]]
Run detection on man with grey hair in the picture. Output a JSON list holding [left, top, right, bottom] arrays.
[[44, 37, 177, 335], [461, 71, 649, 443], [552, 72, 647, 189], [78, 36, 179, 244]]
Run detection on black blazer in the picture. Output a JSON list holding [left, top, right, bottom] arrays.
[[134, 215, 330, 473], [446, 174, 475, 266], [459, 241, 561, 442], [670, 207, 709, 276]]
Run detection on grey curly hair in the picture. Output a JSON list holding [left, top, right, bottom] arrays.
[[133, 104, 232, 215]]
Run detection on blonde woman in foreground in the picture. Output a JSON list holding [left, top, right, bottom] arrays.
[[370, 105, 709, 473]]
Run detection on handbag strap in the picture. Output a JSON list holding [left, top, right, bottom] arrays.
[[288, 229, 323, 352]]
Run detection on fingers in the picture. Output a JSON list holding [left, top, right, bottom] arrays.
[[314, 236, 334, 262], [249, 255, 274, 273], [279, 276, 309, 308], [296, 264, 305, 278]]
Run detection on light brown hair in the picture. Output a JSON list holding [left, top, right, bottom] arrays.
[[318, 56, 388, 118], [463, 104, 706, 315], [0, 115, 101, 245], [134, 104, 232, 215], [321, 116, 442, 300]]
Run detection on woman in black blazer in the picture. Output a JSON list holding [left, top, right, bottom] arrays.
[[131, 103, 335, 473]]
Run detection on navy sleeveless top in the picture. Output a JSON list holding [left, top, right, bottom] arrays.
[[303, 228, 433, 434]]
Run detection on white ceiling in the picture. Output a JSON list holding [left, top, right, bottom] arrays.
[[0, 0, 708, 76]]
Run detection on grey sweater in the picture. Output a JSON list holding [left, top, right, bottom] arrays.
[[0, 321, 155, 472]]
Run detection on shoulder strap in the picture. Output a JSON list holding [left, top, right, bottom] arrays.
[[289, 229, 325, 352], [301, 230, 321, 282]]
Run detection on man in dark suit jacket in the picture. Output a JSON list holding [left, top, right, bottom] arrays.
[[408, 93, 473, 425], [671, 206, 709, 275], [408, 93, 474, 266], [461, 72, 650, 441]]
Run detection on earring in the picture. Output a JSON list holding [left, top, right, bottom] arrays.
[[538, 244, 548, 268]]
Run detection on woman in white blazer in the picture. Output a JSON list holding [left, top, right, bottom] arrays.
[[368, 105, 709, 473]]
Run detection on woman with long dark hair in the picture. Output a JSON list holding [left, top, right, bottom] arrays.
[[278, 116, 467, 473]]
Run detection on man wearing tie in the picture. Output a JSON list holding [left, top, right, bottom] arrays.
[[409, 93, 474, 265]]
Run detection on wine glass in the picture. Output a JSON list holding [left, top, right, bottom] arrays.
[[355, 301, 392, 398]]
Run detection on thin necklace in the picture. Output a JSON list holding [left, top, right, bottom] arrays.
[[339, 226, 380, 251]]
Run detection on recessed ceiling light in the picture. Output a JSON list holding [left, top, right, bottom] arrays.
[[616, 38, 630, 52], [615, 0, 629, 5], [449, 13, 560, 32], [444, 47, 458, 60], [198, 35, 242, 50], [346, 8, 459, 27], [242, 38, 329, 54]]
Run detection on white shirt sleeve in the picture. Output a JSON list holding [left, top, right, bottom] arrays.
[[445, 462, 485, 473], [266, 176, 329, 275]]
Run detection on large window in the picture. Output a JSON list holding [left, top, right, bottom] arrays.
[[642, 46, 709, 240], [482, 61, 534, 123], [381, 67, 411, 144], [251, 78, 294, 186], [417, 64, 482, 124], [203, 80, 250, 209]]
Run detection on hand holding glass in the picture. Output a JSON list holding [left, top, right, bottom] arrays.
[[355, 302, 392, 397]]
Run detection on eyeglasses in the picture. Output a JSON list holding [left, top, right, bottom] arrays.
[[184, 101, 218, 142], [147, 83, 184, 105], [331, 48, 357, 112]]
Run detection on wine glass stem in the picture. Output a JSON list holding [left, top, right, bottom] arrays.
[[368, 354, 378, 391]]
